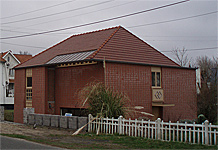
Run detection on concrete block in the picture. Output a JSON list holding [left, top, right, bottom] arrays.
[[78, 117, 88, 131], [68, 116, 78, 129], [51, 115, 59, 127], [43, 115, 51, 126], [28, 114, 35, 125], [0, 106, 4, 121], [35, 114, 43, 126], [60, 116, 68, 128], [23, 108, 34, 124]]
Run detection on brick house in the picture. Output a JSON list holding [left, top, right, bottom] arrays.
[[14, 26, 197, 123]]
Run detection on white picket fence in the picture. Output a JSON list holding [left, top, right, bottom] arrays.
[[88, 114, 218, 145]]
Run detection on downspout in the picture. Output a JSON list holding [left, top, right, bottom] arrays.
[[2, 62, 5, 104], [103, 57, 107, 86], [4, 62, 10, 103]]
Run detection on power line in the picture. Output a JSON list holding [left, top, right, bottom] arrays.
[[21, 1, 136, 28], [1, 41, 217, 53], [162, 47, 218, 53], [0, 0, 76, 19], [0, 0, 190, 40], [127, 11, 218, 28], [1, 29, 78, 37], [0, 42, 47, 49], [1, 0, 113, 25]]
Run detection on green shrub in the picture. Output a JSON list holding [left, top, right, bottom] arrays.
[[79, 82, 129, 118]]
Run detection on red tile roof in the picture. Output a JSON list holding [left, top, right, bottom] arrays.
[[16, 26, 179, 68], [14, 54, 32, 63], [0, 53, 6, 62], [0, 51, 32, 63]]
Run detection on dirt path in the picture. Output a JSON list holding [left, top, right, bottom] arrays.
[[0, 121, 124, 149], [0, 121, 73, 137]]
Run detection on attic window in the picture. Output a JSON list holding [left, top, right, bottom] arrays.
[[7, 57, 10, 62]]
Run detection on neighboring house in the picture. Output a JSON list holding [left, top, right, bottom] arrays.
[[0, 50, 32, 109], [14, 26, 197, 123]]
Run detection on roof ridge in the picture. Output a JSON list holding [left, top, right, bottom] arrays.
[[15, 26, 120, 68], [90, 26, 121, 59], [70, 26, 120, 38]]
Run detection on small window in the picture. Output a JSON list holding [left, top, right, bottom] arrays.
[[26, 89, 32, 100], [151, 67, 161, 87], [27, 77, 32, 87], [7, 57, 10, 62], [152, 72, 155, 86], [9, 69, 14, 77]]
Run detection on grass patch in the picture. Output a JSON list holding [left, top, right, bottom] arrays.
[[78, 133, 217, 149], [1, 133, 217, 149], [4, 109, 14, 122]]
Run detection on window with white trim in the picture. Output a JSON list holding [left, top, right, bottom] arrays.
[[151, 67, 161, 87]]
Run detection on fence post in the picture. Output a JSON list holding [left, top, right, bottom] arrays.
[[118, 116, 123, 135], [204, 120, 209, 145], [88, 114, 93, 132], [156, 118, 161, 140]]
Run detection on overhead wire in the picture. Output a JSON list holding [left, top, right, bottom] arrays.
[[1, 0, 114, 25], [128, 11, 218, 28], [0, 0, 190, 40], [0, 42, 47, 49], [0, 0, 76, 19], [162, 47, 218, 53], [20, 1, 137, 28]]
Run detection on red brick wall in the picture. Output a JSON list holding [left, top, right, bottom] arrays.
[[14, 69, 26, 123], [162, 67, 197, 121], [46, 68, 55, 114], [55, 63, 104, 115], [32, 67, 47, 114], [105, 63, 152, 119]]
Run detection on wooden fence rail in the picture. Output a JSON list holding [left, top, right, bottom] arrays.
[[88, 114, 218, 145]]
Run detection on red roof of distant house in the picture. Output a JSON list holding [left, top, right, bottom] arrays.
[[0, 51, 32, 63], [14, 54, 32, 63], [0, 53, 6, 62], [16, 26, 179, 68]]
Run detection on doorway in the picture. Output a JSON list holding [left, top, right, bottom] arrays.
[[152, 106, 163, 120]]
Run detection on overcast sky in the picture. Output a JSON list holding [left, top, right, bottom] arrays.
[[0, 0, 217, 64]]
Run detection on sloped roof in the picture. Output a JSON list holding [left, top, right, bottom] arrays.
[[16, 26, 179, 68], [1, 51, 32, 63], [14, 54, 32, 63], [0, 53, 6, 62]]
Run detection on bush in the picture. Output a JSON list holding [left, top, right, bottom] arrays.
[[79, 82, 129, 118], [4, 110, 14, 122]]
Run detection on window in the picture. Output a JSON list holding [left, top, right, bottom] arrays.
[[7, 57, 10, 62], [27, 77, 32, 87], [26, 69, 32, 102], [9, 69, 14, 77], [151, 67, 161, 87]]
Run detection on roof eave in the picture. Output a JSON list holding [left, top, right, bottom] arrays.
[[14, 59, 196, 70], [92, 59, 197, 70]]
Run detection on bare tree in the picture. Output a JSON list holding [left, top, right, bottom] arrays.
[[172, 47, 191, 67], [196, 56, 217, 123], [19, 51, 31, 55]]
